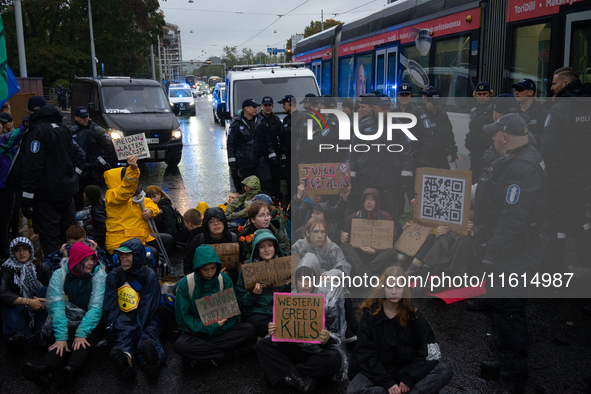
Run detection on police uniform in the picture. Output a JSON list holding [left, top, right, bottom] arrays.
[[259, 96, 283, 199], [512, 79, 549, 144], [423, 90, 457, 170], [465, 82, 494, 184], [277, 94, 297, 199], [475, 114, 547, 393]]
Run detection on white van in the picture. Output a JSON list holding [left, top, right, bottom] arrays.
[[168, 83, 196, 116], [218, 63, 321, 130], [212, 82, 226, 123]]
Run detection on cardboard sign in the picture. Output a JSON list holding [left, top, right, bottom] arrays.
[[195, 288, 241, 326], [394, 222, 434, 256], [273, 293, 325, 343], [113, 132, 150, 160], [242, 256, 292, 291], [212, 243, 240, 270], [350, 219, 395, 249], [298, 162, 351, 195], [413, 168, 472, 235]]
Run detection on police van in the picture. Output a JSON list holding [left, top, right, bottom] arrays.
[[168, 83, 196, 116], [212, 82, 225, 123], [217, 63, 321, 131]]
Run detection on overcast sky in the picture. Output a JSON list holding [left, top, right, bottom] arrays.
[[159, 0, 388, 60]]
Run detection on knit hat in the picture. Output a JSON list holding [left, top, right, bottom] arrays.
[[68, 242, 97, 276], [84, 185, 102, 205], [252, 194, 272, 206]]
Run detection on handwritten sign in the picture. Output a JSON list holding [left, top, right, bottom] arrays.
[[394, 222, 433, 256], [350, 219, 395, 249], [242, 256, 291, 291], [298, 162, 351, 195], [413, 168, 472, 235], [273, 293, 325, 343], [212, 243, 239, 270], [195, 288, 241, 326], [113, 132, 150, 160]]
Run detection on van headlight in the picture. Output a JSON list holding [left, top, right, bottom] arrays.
[[170, 101, 174, 107], [171, 127, 182, 140], [190, 101, 195, 106], [108, 128, 123, 139]]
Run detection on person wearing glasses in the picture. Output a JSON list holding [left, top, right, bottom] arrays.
[[238, 200, 290, 259], [512, 78, 548, 144]]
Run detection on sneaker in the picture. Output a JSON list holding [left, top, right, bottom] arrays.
[[140, 340, 160, 381], [55, 363, 77, 386], [21, 363, 51, 388], [284, 372, 315, 393], [110, 347, 136, 381]]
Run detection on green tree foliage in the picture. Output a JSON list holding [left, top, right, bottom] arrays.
[[0, 0, 164, 85], [303, 19, 343, 38]]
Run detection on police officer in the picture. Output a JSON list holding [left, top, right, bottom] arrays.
[[56, 84, 67, 111], [512, 78, 548, 145], [475, 113, 547, 394], [465, 81, 494, 184], [541, 67, 591, 269], [295, 94, 323, 165], [278, 94, 297, 199], [70, 106, 117, 211], [259, 96, 283, 200], [419, 85, 435, 108], [423, 90, 457, 170]]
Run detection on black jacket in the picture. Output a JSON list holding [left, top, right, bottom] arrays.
[[227, 114, 277, 170], [518, 99, 548, 145], [465, 102, 494, 154], [349, 308, 440, 390], [259, 111, 283, 158], [423, 107, 457, 170], [71, 119, 117, 181], [393, 103, 432, 169], [9, 106, 78, 201], [90, 199, 107, 251], [475, 143, 547, 260], [280, 110, 302, 161], [0, 261, 51, 305], [153, 196, 177, 236]]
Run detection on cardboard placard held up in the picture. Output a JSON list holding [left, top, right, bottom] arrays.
[[350, 219, 395, 249], [394, 222, 434, 256], [113, 132, 150, 160], [195, 288, 241, 326], [242, 256, 292, 291], [212, 243, 239, 270], [273, 293, 325, 344], [413, 168, 472, 235], [298, 162, 351, 195]]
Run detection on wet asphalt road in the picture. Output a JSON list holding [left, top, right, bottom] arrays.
[[2, 98, 591, 393]]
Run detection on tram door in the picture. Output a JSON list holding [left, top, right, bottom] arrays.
[[375, 46, 398, 97], [311, 60, 322, 91], [564, 10, 591, 84]]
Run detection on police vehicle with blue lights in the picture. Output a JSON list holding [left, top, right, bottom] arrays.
[[168, 83, 196, 116]]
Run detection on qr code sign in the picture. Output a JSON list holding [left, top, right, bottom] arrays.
[[420, 175, 465, 225]]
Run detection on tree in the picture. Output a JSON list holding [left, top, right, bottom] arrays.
[[303, 19, 343, 38]]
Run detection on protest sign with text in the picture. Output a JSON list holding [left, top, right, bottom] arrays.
[[273, 293, 325, 343], [298, 162, 351, 195], [113, 132, 150, 160], [394, 222, 434, 256], [212, 243, 240, 270], [195, 288, 241, 326], [350, 219, 395, 249], [242, 256, 292, 291]]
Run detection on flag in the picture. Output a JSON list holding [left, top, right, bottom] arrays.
[[0, 15, 21, 106]]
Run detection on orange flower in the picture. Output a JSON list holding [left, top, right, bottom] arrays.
[[239, 236, 245, 242], [238, 225, 244, 232], [246, 235, 253, 242]]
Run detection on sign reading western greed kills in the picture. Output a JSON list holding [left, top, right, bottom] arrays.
[[394, 222, 434, 256], [298, 162, 351, 195], [212, 243, 240, 270], [273, 293, 325, 344], [196, 288, 241, 326], [350, 219, 395, 249], [242, 256, 291, 291], [113, 132, 150, 160]]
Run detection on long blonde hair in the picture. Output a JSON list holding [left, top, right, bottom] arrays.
[[360, 266, 414, 328]]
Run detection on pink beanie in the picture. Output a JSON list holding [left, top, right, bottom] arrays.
[[68, 242, 97, 276]]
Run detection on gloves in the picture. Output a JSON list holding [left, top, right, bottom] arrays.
[[318, 329, 330, 345], [21, 196, 34, 219]]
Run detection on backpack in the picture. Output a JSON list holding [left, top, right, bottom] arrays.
[[155, 293, 178, 332], [112, 246, 155, 269], [186, 272, 224, 309]]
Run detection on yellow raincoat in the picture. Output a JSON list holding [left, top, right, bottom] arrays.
[[104, 166, 159, 254]]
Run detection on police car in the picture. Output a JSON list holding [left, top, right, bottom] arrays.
[[168, 83, 196, 116]]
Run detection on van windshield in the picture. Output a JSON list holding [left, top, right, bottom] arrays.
[[169, 88, 192, 98], [233, 77, 319, 116], [102, 86, 170, 114]]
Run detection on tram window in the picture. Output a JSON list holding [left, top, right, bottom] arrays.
[[355, 54, 373, 96], [570, 20, 591, 84], [338, 56, 354, 97], [433, 35, 470, 108], [511, 23, 551, 97], [322, 60, 331, 95]]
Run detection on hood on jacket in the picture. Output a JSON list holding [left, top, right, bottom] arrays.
[[361, 188, 381, 220], [242, 175, 261, 195], [104, 167, 125, 189], [9, 237, 34, 264], [119, 238, 146, 270], [248, 229, 284, 264], [293, 253, 321, 293], [29, 105, 64, 125], [68, 242, 97, 276], [193, 244, 222, 274], [196, 201, 209, 216], [202, 207, 231, 241]]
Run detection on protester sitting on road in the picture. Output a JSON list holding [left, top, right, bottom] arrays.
[[239, 200, 290, 259], [347, 266, 453, 394], [103, 155, 174, 257], [103, 237, 166, 381], [174, 244, 256, 367], [0, 237, 51, 350], [45, 225, 111, 272], [217, 191, 240, 212], [196, 201, 209, 217], [146, 185, 189, 243], [83, 185, 107, 251], [255, 253, 347, 392], [235, 229, 289, 337], [340, 188, 398, 278], [21, 242, 106, 388], [183, 208, 203, 243], [225, 175, 261, 224]]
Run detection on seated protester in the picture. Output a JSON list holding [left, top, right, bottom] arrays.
[[21, 242, 106, 388], [183, 209, 203, 244], [174, 244, 256, 366], [217, 191, 240, 212], [239, 200, 290, 260], [45, 225, 111, 272], [83, 185, 107, 252], [225, 175, 261, 223], [103, 238, 166, 380], [291, 184, 350, 241], [196, 201, 209, 217], [0, 237, 51, 350], [235, 229, 289, 337], [145, 185, 179, 237], [103, 155, 174, 257], [347, 266, 453, 394], [340, 189, 398, 278], [255, 253, 347, 392]]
